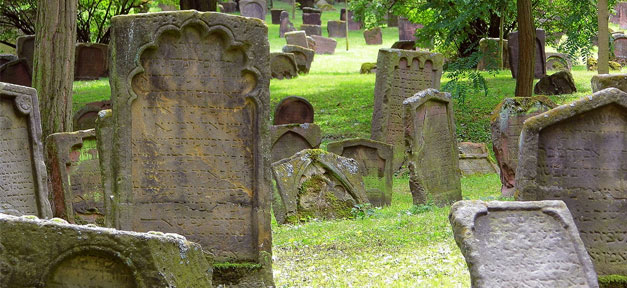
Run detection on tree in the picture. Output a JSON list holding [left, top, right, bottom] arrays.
[[514, 0, 534, 97], [598, 0, 609, 74]]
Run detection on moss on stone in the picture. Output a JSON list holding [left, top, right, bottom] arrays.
[[610, 61, 622, 71], [360, 62, 377, 74], [599, 275, 627, 288]]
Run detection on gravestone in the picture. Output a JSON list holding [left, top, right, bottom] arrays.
[[398, 17, 421, 41], [16, 35, 35, 71], [272, 149, 369, 224], [282, 45, 315, 74], [46, 129, 105, 225], [303, 12, 322, 25], [327, 20, 347, 38], [274, 96, 314, 124], [180, 0, 218, 11], [73, 100, 112, 131], [490, 96, 555, 196], [457, 142, 497, 176], [240, 0, 266, 20], [271, 52, 298, 79], [340, 9, 361, 30], [613, 35, 627, 63], [221, 1, 237, 13], [94, 109, 114, 228], [477, 38, 509, 70], [311, 35, 337, 54], [302, 7, 321, 14], [74, 43, 108, 80], [280, 11, 296, 37], [327, 138, 393, 207], [107, 11, 273, 286], [508, 29, 546, 79], [0, 213, 212, 287], [591, 73, 627, 93], [515, 88, 627, 277], [546, 52, 572, 71], [404, 89, 461, 206], [0, 82, 51, 218], [621, 3, 627, 29], [364, 27, 382, 45], [300, 24, 322, 36], [0, 59, 32, 87], [391, 40, 416, 50], [270, 123, 321, 163], [0, 54, 17, 66], [387, 13, 398, 27], [297, 0, 314, 9], [285, 30, 309, 48], [533, 70, 576, 95], [370, 48, 444, 170], [271, 9, 284, 24], [306, 36, 316, 51], [450, 200, 599, 288]]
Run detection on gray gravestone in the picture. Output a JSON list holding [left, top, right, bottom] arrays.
[[16, 35, 35, 71], [282, 45, 315, 74], [285, 31, 309, 48], [591, 73, 627, 93], [240, 0, 266, 20], [327, 20, 347, 38], [271, 52, 298, 80], [508, 29, 546, 79], [270, 123, 321, 163]]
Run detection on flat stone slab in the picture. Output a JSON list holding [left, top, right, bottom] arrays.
[[270, 123, 321, 163], [285, 30, 309, 48], [591, 73, 627, 93], [457, 142, 497, 176]]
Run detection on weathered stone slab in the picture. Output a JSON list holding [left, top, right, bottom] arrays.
[[591, 73, 627, 93], [108, 11, 273, 286], [95, 109, 114, 228], [340, 9, 361, 30], [515, 88, 627, 277], [533, 70, 576, 95], [364, 27, 382, 45], [46, 129, 105, 225], [370, 48, 444, 170], [457, 142, 497, 176], [272, 149, 369, 224], [508, 29, 546, 79], [490, 96, 555, 196], [477, 38, 509, 70], [327, 138, 393, 207], [274, 96, 314, 124], [72, 100, 112, 131], [240, 0, 266, 20], [311, 35, 336, 54], [614, 34, 627, 63], [16, 35, 35, 71], [221, 1, 237, 13], [74, 43, 108, 80], [282, 45, 315, 74], [285, 30, 309, 48], [306, 36, 316, 51], [271, 9, 284, 24], [398, 17, 421, 41], [0, 59, 32, 87], [404, 89, 461, 206], [0, 54, 17, 66], [0, 213, 212, 287], [391, 40, 416, 50], [271, 52, 298, 79], [303, 12, 321, 25], [327, 20, 347, 38], [270, 123, 321, 163], [450, 200, 599, 288], [546, 52, 572, 71], [280, 11, 296, 38], [302, 7, 321, 14], [0, 82, 51, 218], [300, 24, 322, 36]]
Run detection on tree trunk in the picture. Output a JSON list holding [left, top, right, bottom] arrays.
[[598, 0, 609, 74], [32, 0, 78, 138], [515, 0, 534, 97]]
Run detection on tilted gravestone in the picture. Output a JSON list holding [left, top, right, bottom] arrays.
[[490, 96, 556, 197], [327, 138, 393, 207], [272, 149, 369, 224], [285, 30, 309, 48], [270, 52, 298, 80], [0, 59, 32, 87], [457, 142, 497, 176], [477, 38, 509, 70], [311, 35, 337, 54], [546, 52, 572, 71], [508, 29, 546, 79], [0, 54, 17, 66], [282, 45, 315, 74], [16, 35, 35, 71], [370, 48, 444, 170], [300, 24, 322, 36], [613, 35, 627, 63], [239, 0, 267, 20], [280, 11, 296, 38], [274, 96, 314, 125], [0, 82, 51, 218], [404, 89, 461, 206], [271, 9, 284, 24], [46, 129, 105, 225], [364, 27, 382, 45], [591, 73, 627, 93], [303, 12, 321, 25], [74, 43, 108, 80], [271, 123, 321, 163], [398, 17, 422, 41], [327, 20, 347, 38], [72, 100, 112, 131], [450, 200, 599, 288], [340, 9, 361, 30], [107, 11, 273, 286], [306, 36, 316, 51], [516, 88, 627, 278], [0, 213, 212, 287]]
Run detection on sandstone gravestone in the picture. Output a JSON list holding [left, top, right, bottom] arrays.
[[0, 54, 17, 66], [614, 34, 627, 63], [306, 36, 316, 51], [311, 35, 337, 54], [364, 27, 382, 45], [300, 24, 322, 36], [285, 30, 309, 48], [490, 96, 555, 196], [271, 52, 298, 80], [591, 73, 627, 93], [270, 123, 321, 163], [95, 109, 114, 228], [477, 38, 509, 70], [282, 45, 315, 74], [107, 11, 273, 286], [272, 149, 369, 224], [74, 43, 108, 80], [404, 89, 461, 206], [0, 213, 212, 287], [0, 59, 32, 87], [274, 96, 314, 124], [398, 17, 422, 41], [340, 9, 361, 30], [303, 12, 322, 25], [516, 88, 627, 277], [73, 100, 112, 131], [457, 142, 497, 176], [450, 200, 599, 288], [280, 11, 296, 38], [221, 1, 237, 13], [370, 48, 444, 170], [391, 40, 416, 50], [46, 129, 105, 225], [508, 29, 546, 79], [271, 9, 284, 24], [240, 0, 266, 20], [533, 70, 576, 95], [327, 20, 347, 38], [0, 82, 51, 218], [327, 138, 393, 207], [16, 35, 35, 71], [546, 52, 572, 71]]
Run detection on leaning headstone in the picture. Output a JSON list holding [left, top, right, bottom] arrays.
[[0, 213, 212, 287], [457, 142, 497, 176], [74, 43, 108, 80], [282, 45, 315, 74], [477, 38, 509, 70], [285, 30, 309, 48], [327, 20, 347, 38], [72, 100, 112, 131], [272, 149, 369, 224], [591, 73, 627, 93], [533, 70, 576, 95], [398, 17, 421, 41], [340, 9, 362, 30], [370, 48, 444, 170], [271, 52, 299, 79], [270, 123, 321, 163], [16, 35, 35, 71], [271, 9, 284, 24], [613, 34, 627, 63], [274, 96, 314, 124], [364, 27, 382, 45], [240, 0, 266, 20], [404, 89, 461, 206], [490, 96, 555, 196], [0, 54, 17, 66], [280, 11, 296, 38], [516, 88, 627, 278], [391, 40, 416, 50], [450, 200, 599, 288], [327, 138, 393, 207], [300, 24, 322, 36], [311, 35, 337, 54], [508, 29, 546, 79], [546, 52, 572, 71], [0, 59, 32, 87], [108, 11, 273, 286]]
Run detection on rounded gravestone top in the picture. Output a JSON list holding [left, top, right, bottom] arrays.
[[273, 96, 314, 125]]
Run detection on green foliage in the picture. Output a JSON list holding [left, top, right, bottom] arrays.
[[598, 274, 627, 288], [409, 204, 435, 215], [348, 0, 389, 30], [350, 203, 378, 219], [442, 52, 489, 105]]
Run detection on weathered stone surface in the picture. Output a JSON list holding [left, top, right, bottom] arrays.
[[74, 43, 108, 80], [508, 29, 546, 79], [271, 9, 284, 24], [0, 213, 212, 287], [271, 52, 298, 79], [303, 12, 321, 25], [533, 70, 577, 95], [108, 11, 273, 286], [302, 7, 321, 14], [274, 96, 314, 124], [404, 89, 461, 206], [364, 27, 382, 45], [490, 96, 555, 196], [457, 142, 497, 176], [340, 9, 361, 30], [270, 123, 321, 163], [391, 40, 416, 50], [221, 1, 237, 13], [94, 109, 114, 228], [310, 35, 336, 54], [306, 36, 316, 51], [591, 74, 627, 93], [16, 35, 35, 71], [280, 11, 296, 38], [546, 52, 572, 71], [327, 20, 347, 38], [285, 30, 309, 48], [450, 200, 599, 288], [240, 0, 266, 20], [614, 35, 627, 63], [282, 45, 314, 74], [327, 138, 393, 207], [398, 17, 422, 41], [370, 48, 444, 170], [0, 54, 17, 66], [300, 24, 322, 36], [477, 38, 509, 70], [0, 59, 32, 87], [72, 100, 112, 131], [360, 62, 376, 74], [516, 88, 627, 277], [272, 149, 369, 224], [0, 82, 51, 218]]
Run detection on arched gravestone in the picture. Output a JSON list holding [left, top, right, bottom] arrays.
[[370, 48, 444, 170], [508, 29, 546, 79], [273, 96, 314, 125], [0, 54, 17, 66], [450, 200, 599, 288], [16, 35, 35, 71], [72, 100, 111, 131], [106, 11, 273, 286], [613, 34, 627, 62], [282, 45, 315, 74], [270, 123, 320, 163], [327, 138, 393, 207], [74, 43, 108, 80], [0, 83, 51, 218], [0, 59, 32, 87], [0, 213, 212, 287], [270, 52, 298, 80], [515, 88, 627, 278], [240, 0, 266, 20], [546, 52, 572, 71]]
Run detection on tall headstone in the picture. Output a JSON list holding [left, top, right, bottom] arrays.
[[613, 34, 627, 62], [108, 11, 273, 286], [270, 52, 298, 79], [508, 29, 546, 79], [516, 88, 627, 278], [16, 35, 35, 71], [450, 200, 599, 288], [274, 96, 314, 125], [270, 123, 321, 163], [477, 38, 509, 70], [280, 11, 296, 38], [311, 35, 337, 54], [398, 17, 421, 41], [0, 54, 17, 66], [0, 82, 51, 218], [271, 9, 284, 24], [457, 142, 497, 176], [370, 48, 444, 170], [240, 0, 267, 20], [0, 59, 32, 87], [340, 9, 361, 30], [403, 89, 461, 206], [74, 43, 108, 80], [327, 20, 347, 38], [282, 45, 315, 74], [72, 100, 112, 131]]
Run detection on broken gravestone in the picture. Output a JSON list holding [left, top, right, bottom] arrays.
[[310, 35, 337, 54], [533, 70, 577, 95], [508, 29, 547, 79], [280, 11, 296, 38], [0, 59, 32, 87], [274, 96, 314, 125], [516, 88, 627, 278], [282, 45, 315, 74], [404, 89, 461, 206], [107, 11, 273, 286], [272, 149, 369, 224], [72, 100, 112, 131], [450, 200, 599, 288], [364, 27, 382, 45], [16, 35, 35, 72], [271, 123, 321, 163], [0, 82, 52, 218], [370, 48, 444, 170], [74, 43, 109, 80], [457, 142, 497, 176], [591, 73, 627, 93], [327, 20, 347, 38], [271, 52, 298, 79], [285, 30, 309, 48], [477, 38, 509, 70], [240, 0, 267, 20], [327, 138, 393, 207]]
